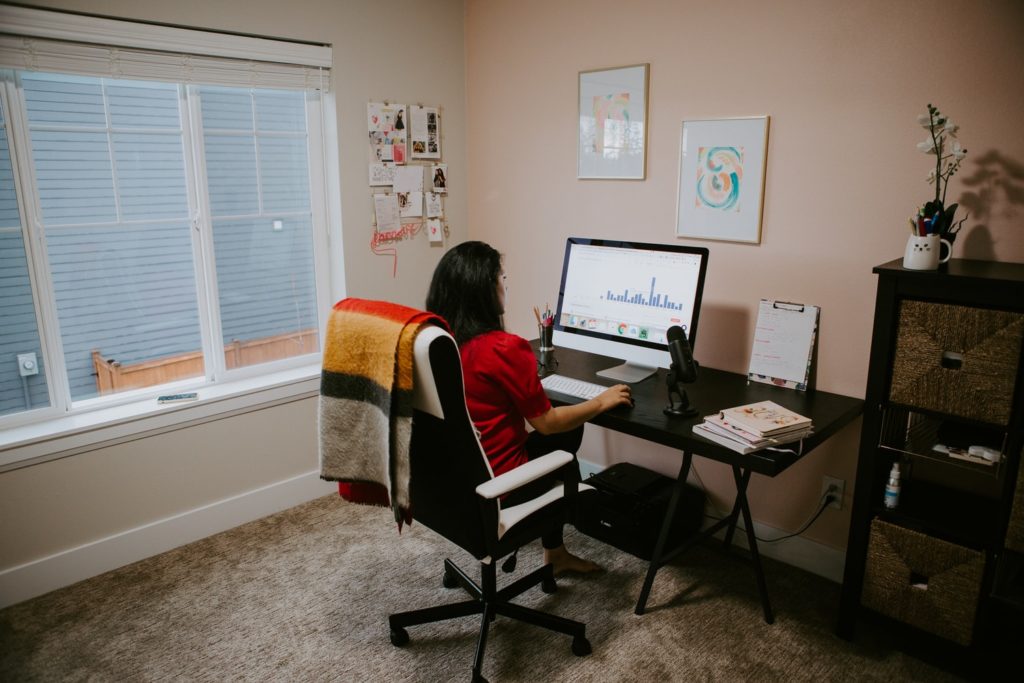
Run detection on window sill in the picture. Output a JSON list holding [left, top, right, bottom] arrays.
[[0, 364, 321, 472]]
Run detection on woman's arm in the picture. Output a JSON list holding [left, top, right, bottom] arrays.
[[527, 384, 632, 435]]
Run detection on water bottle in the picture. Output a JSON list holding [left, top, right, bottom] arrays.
[[883, 462, 901, 510]]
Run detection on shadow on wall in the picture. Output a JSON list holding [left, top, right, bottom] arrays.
[[695, 303, 752, 374], [957, 150, 1024, 261]]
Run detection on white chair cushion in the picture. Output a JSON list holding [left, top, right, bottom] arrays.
[[496, 483, 595, 540]]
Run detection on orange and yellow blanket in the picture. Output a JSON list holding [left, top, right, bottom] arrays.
[[319, 298, 448, 525]]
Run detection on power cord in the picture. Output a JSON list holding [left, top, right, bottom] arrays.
[[689, 462, 838, 543]]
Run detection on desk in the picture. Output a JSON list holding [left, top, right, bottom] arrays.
[[533, 342, 863, 621]]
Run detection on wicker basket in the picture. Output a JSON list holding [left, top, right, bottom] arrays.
[[889, 301, 1023, 426], [862, 518, 984, 645]]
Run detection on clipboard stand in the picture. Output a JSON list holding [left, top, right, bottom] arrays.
[[747, 299, 819, 392]]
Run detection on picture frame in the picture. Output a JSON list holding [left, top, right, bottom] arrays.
[[577, 64, 649, 180], [675, 116, 770, 244]]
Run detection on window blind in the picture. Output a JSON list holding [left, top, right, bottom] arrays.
[[0, 5, 331, 91]]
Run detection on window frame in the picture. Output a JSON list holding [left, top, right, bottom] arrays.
[[0, 8, 342, 466]]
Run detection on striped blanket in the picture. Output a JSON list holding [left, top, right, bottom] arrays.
[[319, 298, 448, 525]]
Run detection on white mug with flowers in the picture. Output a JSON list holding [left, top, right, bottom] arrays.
[[909, 104, 968, 253]]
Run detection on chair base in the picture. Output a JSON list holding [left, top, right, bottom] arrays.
[[388, 557, 590, 680]]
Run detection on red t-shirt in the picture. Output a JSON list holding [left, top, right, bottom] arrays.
[[460, 330, 551, 476]]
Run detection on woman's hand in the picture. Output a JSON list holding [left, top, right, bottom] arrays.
[[528, 383, 633, 435], [596, 384, 632, 412]]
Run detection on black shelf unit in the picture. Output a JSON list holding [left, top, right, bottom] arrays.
[[837, 259, 1024, 658]]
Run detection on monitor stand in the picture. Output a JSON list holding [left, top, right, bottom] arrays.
[[596, 361, 658, 384]]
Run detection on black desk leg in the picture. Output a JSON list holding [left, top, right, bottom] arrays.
[[722, 490, 743, 550], [732, 464, 774, 624], [634, 451, 693, 615]]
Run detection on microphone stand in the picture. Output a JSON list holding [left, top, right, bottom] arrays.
[[663, 366, 699, 418]]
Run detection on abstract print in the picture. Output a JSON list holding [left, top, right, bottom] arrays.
[[591, 92, 631, 156], [696, 146, 743, 211]]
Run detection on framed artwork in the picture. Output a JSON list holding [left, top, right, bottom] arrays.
[[577, 64, 649, 180], [675, 116, 770, 244]]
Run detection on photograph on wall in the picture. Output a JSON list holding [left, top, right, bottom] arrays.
[[431, 164, 447, 193], [410, 105, 441, 159], [577, 64, 649, 180], [399, 191, 423, 217], [675, 116, 769, 244], [425, 192, 443, 218], [367, 102, 408, 165]]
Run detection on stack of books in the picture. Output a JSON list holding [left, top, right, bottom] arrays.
[[693, 400, 812, 454]]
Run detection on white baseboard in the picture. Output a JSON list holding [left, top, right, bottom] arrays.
[[0, 471, 335, 609], [704, 516, 845, 584], [578, 459, 845, 583]]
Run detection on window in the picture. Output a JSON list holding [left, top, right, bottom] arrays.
[[0, 7, 336, 427]]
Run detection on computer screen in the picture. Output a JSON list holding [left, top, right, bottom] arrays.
[[552, 237, 709, 383]]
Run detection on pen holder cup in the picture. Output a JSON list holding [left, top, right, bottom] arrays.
[[903, 234, 951, 271], [538, 325, 557, 377]]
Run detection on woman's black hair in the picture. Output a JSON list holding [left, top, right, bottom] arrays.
[[426, 241, 503, 345]]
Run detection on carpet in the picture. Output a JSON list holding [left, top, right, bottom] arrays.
[[0, 495, 965, 681]]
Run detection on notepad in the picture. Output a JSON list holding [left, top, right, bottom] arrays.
[[747, 299, 819, 391]]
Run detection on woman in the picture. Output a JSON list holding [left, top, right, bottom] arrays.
[[426, 241, 632, 574]]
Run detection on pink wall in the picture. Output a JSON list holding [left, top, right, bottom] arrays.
[[465, 0, 1024, 550]]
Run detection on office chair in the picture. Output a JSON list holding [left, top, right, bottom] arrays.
[[388, 326, 591, 682]]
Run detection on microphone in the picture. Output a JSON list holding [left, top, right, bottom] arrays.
[[666, 325, 698, 384], [664, 325, 698, 418]]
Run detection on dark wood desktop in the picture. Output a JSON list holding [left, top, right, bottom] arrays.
[[533, 341, 864, 620]]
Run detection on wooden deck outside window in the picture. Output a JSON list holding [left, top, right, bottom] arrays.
[[91, 329, 318, 394]]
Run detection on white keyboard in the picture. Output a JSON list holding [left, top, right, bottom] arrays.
[[541, 373, 607, 400]]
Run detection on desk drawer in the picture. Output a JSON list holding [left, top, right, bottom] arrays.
[[889, 301, 1024, 425], [862, 518, 983, 645]]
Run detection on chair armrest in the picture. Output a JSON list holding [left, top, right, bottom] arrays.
[[475, 450, 573, 500]]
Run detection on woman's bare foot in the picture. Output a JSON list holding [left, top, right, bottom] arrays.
[[544, 544, 602, 576]]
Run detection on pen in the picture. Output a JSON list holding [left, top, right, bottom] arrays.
[[533, 306, 542, 325]]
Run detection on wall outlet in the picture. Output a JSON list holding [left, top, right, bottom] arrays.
[[822, 476, 845, 510]]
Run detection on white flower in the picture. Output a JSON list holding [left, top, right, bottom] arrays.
[[944, 119, 959, 136], [917, 139, 937, 154], [917, 113, 933, 128], [951, 140, 966, 160]]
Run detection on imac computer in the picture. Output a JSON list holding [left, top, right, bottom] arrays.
[[552, 237, 709, 383]]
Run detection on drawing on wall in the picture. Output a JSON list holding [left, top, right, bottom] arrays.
[[427, 218, 443, 244], [676, 116, 769, 244], [369, 162, 395, 186], [373, 193, 400, 232], [367, 102, 408, 165], [393, 165, 424, 193], [410, 105, 441, 159], [577, 64, 648, 180], [425, 192, 443, 218]]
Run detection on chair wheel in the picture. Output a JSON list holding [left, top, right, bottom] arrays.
[[572, 636, 591, 656], [390, 626, 409, 647], [442, 571, 458, 589], [541, 576, 557, 594]]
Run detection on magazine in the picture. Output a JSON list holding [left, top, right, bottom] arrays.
[[693, 422, 811, 454], [717, 400, 811, 437]]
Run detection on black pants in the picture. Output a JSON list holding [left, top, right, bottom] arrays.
[[505, 425, 584, 550]]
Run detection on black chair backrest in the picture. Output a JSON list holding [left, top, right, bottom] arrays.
[[408, 327, 494, 558]]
